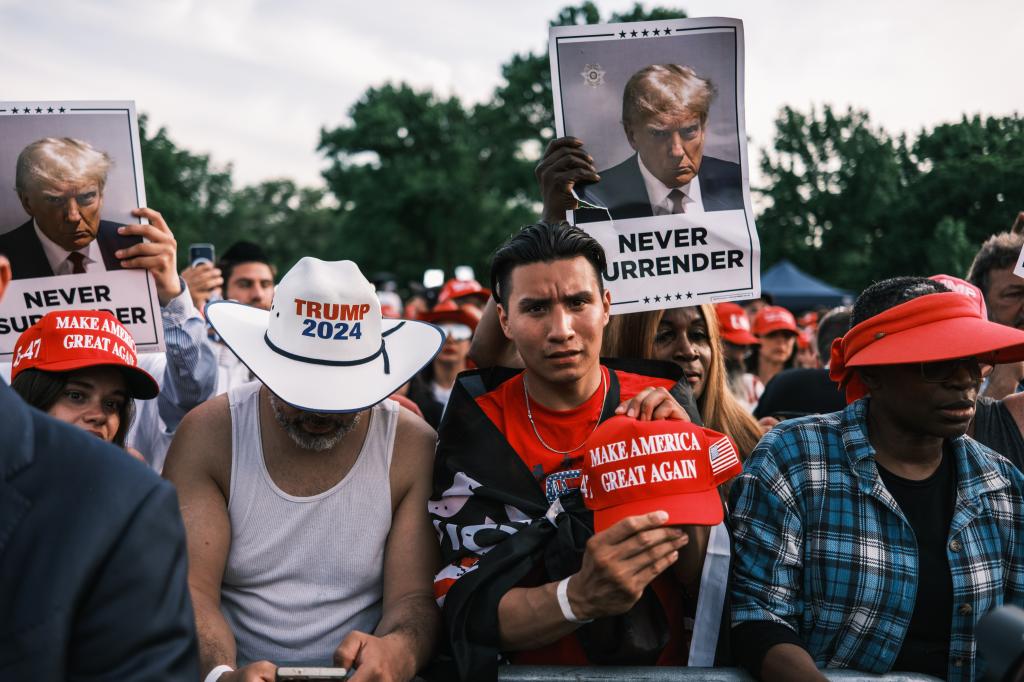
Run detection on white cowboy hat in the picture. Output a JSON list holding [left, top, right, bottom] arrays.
[[206, 257, 445, 412]]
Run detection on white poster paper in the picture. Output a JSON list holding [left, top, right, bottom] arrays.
[[549, 18, 760, 313], [0, 100, 163, 358]]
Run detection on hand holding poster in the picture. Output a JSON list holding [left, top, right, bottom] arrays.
[[0, 101, 164, 359], [548, 17, 760, 313]]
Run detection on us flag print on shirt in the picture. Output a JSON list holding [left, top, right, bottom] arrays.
[[709, 436, 740, 476]]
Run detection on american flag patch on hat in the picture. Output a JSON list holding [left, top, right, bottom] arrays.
[[709, 436, 740, 476]]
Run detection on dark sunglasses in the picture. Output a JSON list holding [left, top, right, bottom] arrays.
[[919, 356, 993, 383]]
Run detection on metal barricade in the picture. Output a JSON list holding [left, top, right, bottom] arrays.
[[498, 667, 942, 681]]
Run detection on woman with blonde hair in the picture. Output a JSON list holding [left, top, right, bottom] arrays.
[[604, 304, 763, 459]]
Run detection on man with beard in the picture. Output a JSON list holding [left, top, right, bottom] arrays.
[[163, 258, 446, 682]]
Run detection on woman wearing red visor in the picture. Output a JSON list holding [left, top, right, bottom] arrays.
[[729, 277, 1024, 681], [10, 310, 159, 451]]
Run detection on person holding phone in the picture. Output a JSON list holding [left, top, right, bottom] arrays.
[[164, 258, 443, 682], [183, 240, 278, 394]]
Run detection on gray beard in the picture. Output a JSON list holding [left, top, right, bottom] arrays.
[[269, 393, 362, 451]]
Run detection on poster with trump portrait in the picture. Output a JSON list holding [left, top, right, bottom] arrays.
[[549, 17, 760, 313], [0, 100, 163, 359]]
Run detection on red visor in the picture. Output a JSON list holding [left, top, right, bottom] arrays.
[[830, 292, 1024, 402]]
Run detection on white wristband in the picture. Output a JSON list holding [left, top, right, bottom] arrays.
[[204, 665, 234, 682], [556, 576, 593, 624]]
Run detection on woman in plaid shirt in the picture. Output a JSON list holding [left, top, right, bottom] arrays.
[[729, 276, 1024, 681]]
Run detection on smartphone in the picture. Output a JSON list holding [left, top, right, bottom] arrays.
[[189, 243, 215, 267], [276, 667, 350, 681]]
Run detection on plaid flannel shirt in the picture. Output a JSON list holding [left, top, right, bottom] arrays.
[[729, 399, 1024, 681]]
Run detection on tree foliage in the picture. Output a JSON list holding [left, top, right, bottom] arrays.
[[136, 5, 1023, 297], [758, 107, 1024, 292], [317, 3, 686, 283]]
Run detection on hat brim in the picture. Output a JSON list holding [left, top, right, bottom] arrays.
[[722, 329, 760, 346], [593, 488, 724, 532], [418, 308, 479, 330], [24, 358, 159, 400], [207, 301, 445, 413], [451, 287, 492, 301], [847, 316, 1024, 367], [756, 324, 798, 337]]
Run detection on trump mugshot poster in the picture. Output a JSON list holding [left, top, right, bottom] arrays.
[[549, 17, 761, 313], [0, 100, 164, 359]]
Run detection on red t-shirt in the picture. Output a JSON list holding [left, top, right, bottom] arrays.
[[474, 367, 691, 666]]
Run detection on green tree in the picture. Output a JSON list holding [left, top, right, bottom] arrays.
[[318, 3, 687, 284], [138, 115, 235, 267], [757, 107, 1024, 292]]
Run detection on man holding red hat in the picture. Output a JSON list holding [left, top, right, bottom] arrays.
[[730, 276, 1024, 681], [429, 222, 712, 680]]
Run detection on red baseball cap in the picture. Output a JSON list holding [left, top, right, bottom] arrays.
[[11, 310, 159, 399], [438, 278, 491, 305], [580, 416, 742, 531], [930, 274, 987, 319], [715, 302, 759, 345], [753, 306, 799, 336], [418, 299, 481, 331]]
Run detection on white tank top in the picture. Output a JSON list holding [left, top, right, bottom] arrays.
[[221, 382, 397, 664]]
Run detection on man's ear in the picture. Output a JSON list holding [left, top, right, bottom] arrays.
[[601, 287, 612, 326], [497, 302, 513, 341], [16, 191, 33, 217], [0, 255, 11, 303]]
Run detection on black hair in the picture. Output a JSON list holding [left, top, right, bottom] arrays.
[[966, 232, 1024, 296], [816, 306, 852, 361], [11, 368, 135, 446], [218, 240, 274, 286], [851, 277, 948, 327], [489, 221, 606, 304]]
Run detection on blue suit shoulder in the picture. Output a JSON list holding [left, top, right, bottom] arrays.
[[0, 382, 198, 680]]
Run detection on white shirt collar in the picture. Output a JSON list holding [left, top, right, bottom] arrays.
[[33, 220, 106, 275], [637, 155, 703, 214]]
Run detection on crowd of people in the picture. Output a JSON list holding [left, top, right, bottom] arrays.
[[4, 104, 1024, 682]]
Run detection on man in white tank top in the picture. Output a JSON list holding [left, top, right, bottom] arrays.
[[164, 258, 446, 682]]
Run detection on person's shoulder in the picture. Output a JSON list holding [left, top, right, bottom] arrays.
[[390, 403, 438, 483], [962, 435, 1024, 486], [0, 218, 33, 239], [598, 153, 640, 180], [394, 400, 437, 448], [161, 392, 232, 484], [613, 368, 677, 399], [750, 409, 846, 469], [700, 155, 741, 177]]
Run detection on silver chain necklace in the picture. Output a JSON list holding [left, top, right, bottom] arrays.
[[522, 369, 608, 455]]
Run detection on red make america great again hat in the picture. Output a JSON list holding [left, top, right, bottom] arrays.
[[580, 416, 742, 531]]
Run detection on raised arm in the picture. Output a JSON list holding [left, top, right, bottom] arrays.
[[468, 297, 523, 369], [119, 207, 217, 428], [334, 408, 441, 681]]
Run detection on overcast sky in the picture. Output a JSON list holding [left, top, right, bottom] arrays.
[[3, 0, 1021, 188]]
